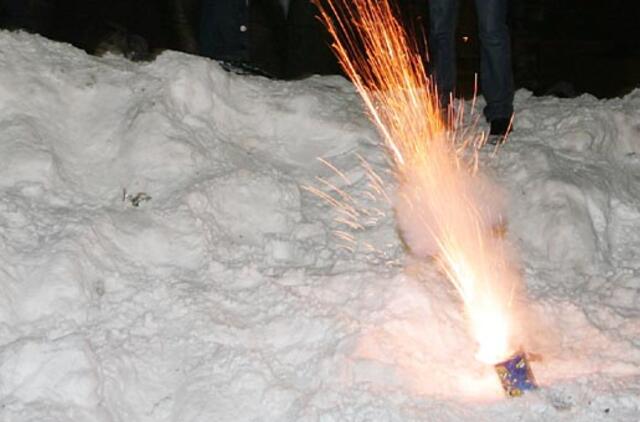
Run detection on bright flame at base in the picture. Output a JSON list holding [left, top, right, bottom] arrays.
[[472, 305, 512, 364], [314, 0, 523, 364], [397, 142, 518, 365]]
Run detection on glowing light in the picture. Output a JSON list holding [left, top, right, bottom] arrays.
[[314, 0, 522, 364]]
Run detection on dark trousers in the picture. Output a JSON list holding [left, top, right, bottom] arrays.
[[198, 0, 285, 77], [428, 0, 514, 121], [199, 0, 249, 62]]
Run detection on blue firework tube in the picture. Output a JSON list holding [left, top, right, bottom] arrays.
[[494, 351, 538, 397]]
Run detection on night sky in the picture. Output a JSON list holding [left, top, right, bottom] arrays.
[[1, 0, 638, 98]]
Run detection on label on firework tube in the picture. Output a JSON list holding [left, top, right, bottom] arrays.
[[494, 351, 538, 397]]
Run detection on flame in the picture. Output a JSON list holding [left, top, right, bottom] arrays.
[[314, 0, 521, 364]]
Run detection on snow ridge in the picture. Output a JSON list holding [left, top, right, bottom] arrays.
[[1, 31, 640, 421]]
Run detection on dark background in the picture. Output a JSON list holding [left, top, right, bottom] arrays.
[[1, 0, 639, 98]]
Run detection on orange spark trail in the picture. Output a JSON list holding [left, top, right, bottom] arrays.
[[314, 0, 522, 364]]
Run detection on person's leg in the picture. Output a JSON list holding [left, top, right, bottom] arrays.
[[474, 0, 514, 122], [171, 0, 200, 54], [199, 0, 249, 62], [249, 0, 286, 78], [286, 0, 340, 78], [428, 0, 459, 108]]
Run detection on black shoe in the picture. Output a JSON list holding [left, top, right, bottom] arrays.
[[218, 60, 276, 78], [490, 118, 512, 136], [487, 118, 512, 144]]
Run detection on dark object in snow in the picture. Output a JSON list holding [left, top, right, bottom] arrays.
[[123, 189, 152, 207], [217, 59, 278, 78], [489, 117, 512, 136], [494, 351, 538, 397], [94, 22, 150, 61], [487, 117, 513, 145], [543, 81, 578, 98]]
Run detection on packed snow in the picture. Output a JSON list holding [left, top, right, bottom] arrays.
[[1, 31, 640, 421]]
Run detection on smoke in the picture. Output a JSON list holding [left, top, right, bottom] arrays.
[[394, 164, 508, 260], [313, 0, 528, 362]]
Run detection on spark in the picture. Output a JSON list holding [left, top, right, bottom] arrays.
[[302, 158, 392, 255], [314, 0, 523, 364]]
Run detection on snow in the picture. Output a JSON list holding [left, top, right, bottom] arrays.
[[1, 30, 640, 421]]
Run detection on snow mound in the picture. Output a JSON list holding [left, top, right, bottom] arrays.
[[0, 335, 100, 407], [1, 31, 640, 421], [503, 92, 640, 277]]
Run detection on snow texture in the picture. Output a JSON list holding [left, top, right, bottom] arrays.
[[1, 31, 640, 421]]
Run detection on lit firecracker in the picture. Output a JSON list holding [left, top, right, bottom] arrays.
[[495, 351, 538, 397], [312, 0, 538, 396]]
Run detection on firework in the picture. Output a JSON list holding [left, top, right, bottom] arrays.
[[314, 0, 536, 390], [495, 351, 538, 397]]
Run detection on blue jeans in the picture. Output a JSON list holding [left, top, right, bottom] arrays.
[[428, 0, 514, 121]]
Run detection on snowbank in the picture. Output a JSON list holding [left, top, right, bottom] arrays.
[[1, 31, 639, 421]]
